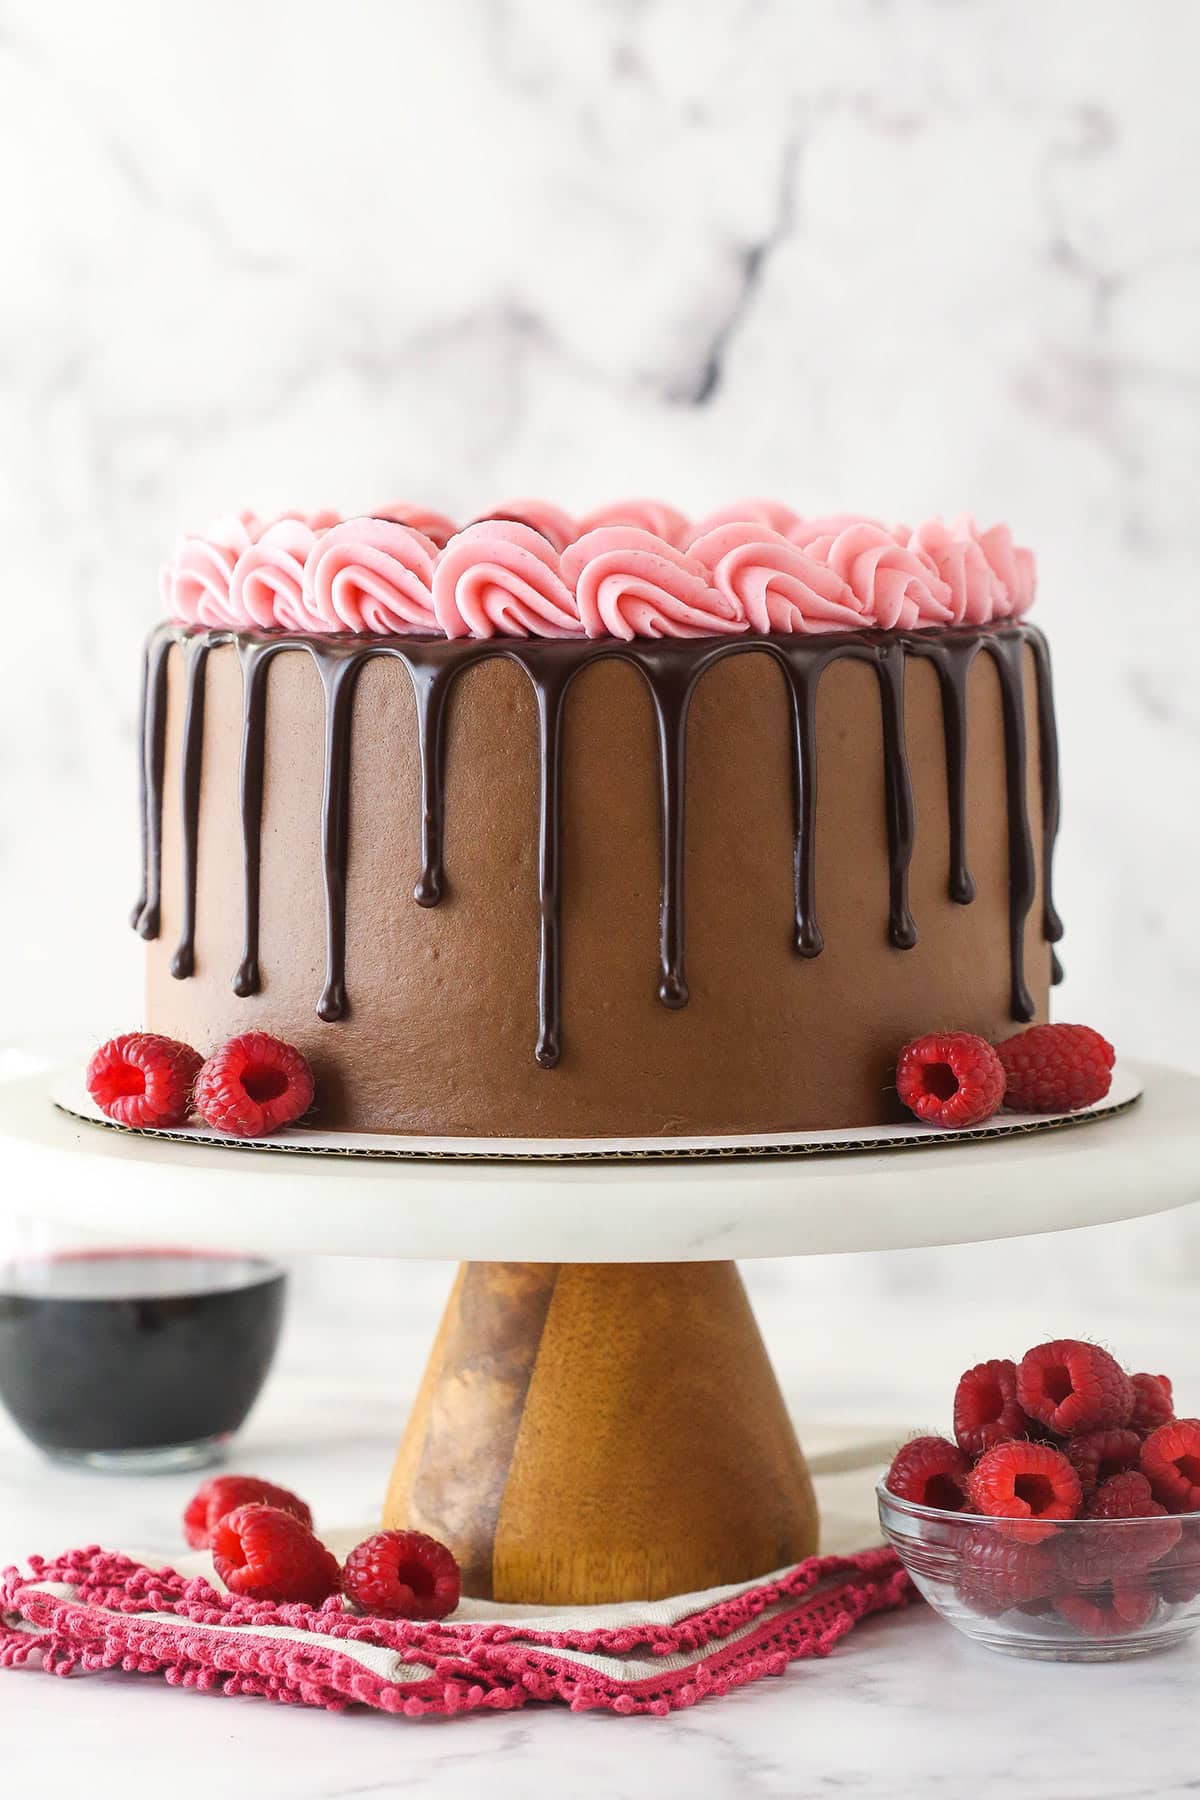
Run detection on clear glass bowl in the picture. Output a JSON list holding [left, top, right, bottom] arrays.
[[878, 1481, 1200, 1661]]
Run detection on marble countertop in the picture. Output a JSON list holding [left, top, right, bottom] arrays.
[[3, 1251, 1198, 1798]]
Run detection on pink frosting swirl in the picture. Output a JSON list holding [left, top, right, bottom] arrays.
[[561, 527, 746, 641], [798, 521, 955, 629], [474, 498, 577, 554], [373, 502, 457, 549], [952, 514, 1036, 617], [894, 518, 1005, 625], [577, 498, 691, 549], [685, 498, 800, 548], [689, 523, 866, 635], [161, 512, 264, 628], [301, 519, 440, 634], [788, 513, 885, 547], [230, 517, 328, 632], [432, 521, 582, 639]]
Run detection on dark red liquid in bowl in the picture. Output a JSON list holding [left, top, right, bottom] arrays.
[[0, 1250, 286, 1461]]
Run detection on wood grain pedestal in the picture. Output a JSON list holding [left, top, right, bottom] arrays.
[[384, 1261, 819, 1605]]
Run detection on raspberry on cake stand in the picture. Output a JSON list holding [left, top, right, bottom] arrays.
[[2, 1057, 1196, 1608]]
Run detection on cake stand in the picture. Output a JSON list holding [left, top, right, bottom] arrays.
[[1, 1060, 1197, 1608]]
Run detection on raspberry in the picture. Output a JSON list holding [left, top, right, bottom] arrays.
[[1158, 1541, 1200, 1605], [885, 1436, 972, 1511], [86, 1032, 202, 1129], [1088, 1471, 1180, 1565], [194, 1032, 314, 1138], [1016, 1339, 1134, 1435], [1065, 1428, 1142, 1496], [1140, 1418, 1200, 1514], [183, 1474, 313, 1550], [211, 1504, 340, 1606], [342, 1530, 461, 1621], [1054, 1579, 1156, 1638], [1060, 1472, 1181, 1583], [1086, 1470, 1162, 1521], [967, 1441, 1082, 1542], [956, 1528, 1056, 1616], [996, 1022, 1114, 1113], [953, 1359, 1037, 1459], [1130, 1373, 1175, 1435], [895, 1032, 1006, 1128]]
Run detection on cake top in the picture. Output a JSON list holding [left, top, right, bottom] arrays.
[[160, 498, 1035, 641]]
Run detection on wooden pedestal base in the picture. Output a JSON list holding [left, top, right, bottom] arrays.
[[384, 1261, 819, 1606]]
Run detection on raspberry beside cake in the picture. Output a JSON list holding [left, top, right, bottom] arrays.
[[134, 499, 1060, 1137]]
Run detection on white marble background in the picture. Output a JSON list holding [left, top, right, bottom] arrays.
[[2, 2, 1199, 1299]]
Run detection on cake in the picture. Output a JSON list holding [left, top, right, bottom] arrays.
[[134, 498, 1061, 1138]]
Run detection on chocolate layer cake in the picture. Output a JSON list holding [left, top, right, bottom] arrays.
[[135, 499, 1060, 1136]]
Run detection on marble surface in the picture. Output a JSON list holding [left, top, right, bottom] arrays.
[[3, 1257, 1200, 1797]]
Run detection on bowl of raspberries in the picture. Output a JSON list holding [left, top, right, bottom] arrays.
[[878, 1338, 1200, 1660]]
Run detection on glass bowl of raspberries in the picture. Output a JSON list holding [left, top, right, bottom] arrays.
[[877, 1340, 1200, 1661]]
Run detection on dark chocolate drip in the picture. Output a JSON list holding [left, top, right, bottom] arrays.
[[232, 642, 284, 997], [403, 656, 456, 907], [981, 632, 1039, 1021], [169, 637, 212, 980], [908, 636, 982, 905], [315, 651, 364, 1023], [871, 642, 918, 950], [1025, 627, 1065, 983], [532, 668, 572, 1066], [130, 638, 149, 929], [140, 620, 1063, 1061], [782, 653, 825, 957], [132, 626, 173, 939], [645, 664, 695, 1010]]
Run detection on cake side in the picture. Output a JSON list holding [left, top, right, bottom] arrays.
[[141, 627, 1055, 1136]]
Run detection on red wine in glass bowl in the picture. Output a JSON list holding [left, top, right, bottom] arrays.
[[0, 1247, 287, 1471]]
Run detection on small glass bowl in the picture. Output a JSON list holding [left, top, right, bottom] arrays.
[[878, 1481, 1200, 1661]]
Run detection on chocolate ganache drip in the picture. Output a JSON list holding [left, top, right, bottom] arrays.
[[134, 621, 1063, 1063]]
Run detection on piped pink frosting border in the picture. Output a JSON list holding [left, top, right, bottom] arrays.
[[161, 501, 1036, 639]]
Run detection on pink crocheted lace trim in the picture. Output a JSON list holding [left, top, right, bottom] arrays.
[[1, 1546, 913, 1718]]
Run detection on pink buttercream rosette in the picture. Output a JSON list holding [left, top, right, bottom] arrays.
[[689, 524, 866, 635], [161, 511, 264, 629], [372, 502, 458, 550], [302, 519, 440, 635], [432, 521, 582, 638], [789, 519, 955, 630], [473, 498, 578, 555], [561, 527, 746, 641], [685, 498, 801, 547], [578, 498, 692, 550]]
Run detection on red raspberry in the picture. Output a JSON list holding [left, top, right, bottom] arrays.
[[1065, 1428, 1142, 1496], [1060, 1472, 1181, 1583], [183, 1474, 313, 1550], [1158, 1541, 1200, 1605], [1140, 1418, 1200, 1514], [1016, 1339, 1134, 1435], [967, 1441, 1082, 1542], [86, 1032, 202, 1129], [1129, 1373, 1175, 1435], [211, 1504, 340, 1606], [953, 1358, 1037, 1459], [342, 1530, 461, 1621], [194, 1032, 314, 1138], [885, 1436, 972, 1511], [1054, 1579, 1156, 1638], [895, 1032, 1006, 1129], [996, 1023, 1114, 1113], [956, 1528, 1057, 1616]]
